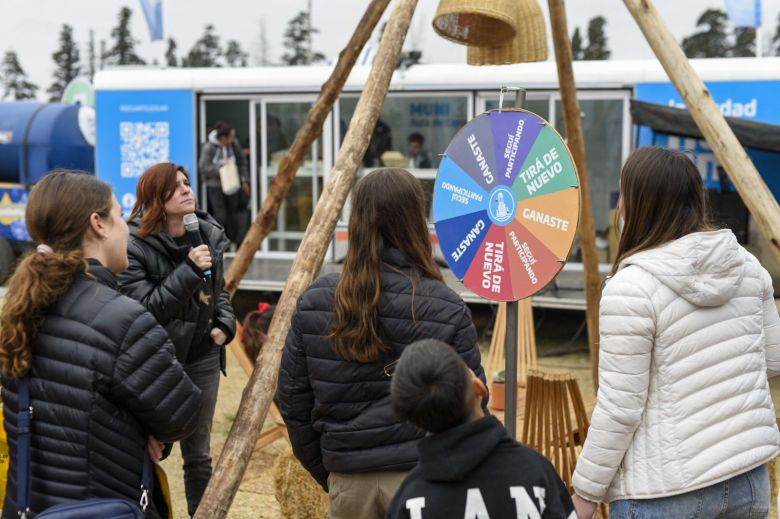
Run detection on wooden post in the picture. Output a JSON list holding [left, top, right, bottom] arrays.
[[624, 0, 780, 262], [224, 0, 391, 297], [548, 0, 602, 389], [193, 1, 418, 516]]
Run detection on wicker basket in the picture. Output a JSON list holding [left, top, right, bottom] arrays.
[[467, 0, 549, 65], [433, 0, 517, 46]]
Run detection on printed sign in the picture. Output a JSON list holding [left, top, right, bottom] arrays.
[[434, 110, 581, 301], [96, 89, 196, 218]]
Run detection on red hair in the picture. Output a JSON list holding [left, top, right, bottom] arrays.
[[128, 163, 193, 237]]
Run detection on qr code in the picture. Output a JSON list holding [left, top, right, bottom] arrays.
[[120, 122, 170, 178]]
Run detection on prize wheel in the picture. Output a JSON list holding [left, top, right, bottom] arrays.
[[433, 109, 581, 302]]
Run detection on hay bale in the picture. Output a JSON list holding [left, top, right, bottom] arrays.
[[274, 447, 329, 518]]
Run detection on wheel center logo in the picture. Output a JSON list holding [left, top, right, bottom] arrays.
[[488, 186, 516, 225]]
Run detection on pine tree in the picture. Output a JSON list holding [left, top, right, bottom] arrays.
[[731, 27, 756, 57], [281, 11, 325, 65], [87, 29, 96, 82], [681, 9, 730, 58], [225, 41, 248, 67], [165, 38, 178, 67], [2, 50, 38, 100], [571, 27, 584, 60], [583, 16, 610, 60], [99, 40, 107, 69], [182, 25, 222, 67], [47, 24, 81, 102], [773, 13, 780, 56], [104, 7, 146, 66]]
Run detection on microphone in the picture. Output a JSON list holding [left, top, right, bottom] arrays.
[[183, 213, 211, 279]]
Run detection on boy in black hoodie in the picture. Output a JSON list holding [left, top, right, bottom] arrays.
[[387, 340, 576, 519]]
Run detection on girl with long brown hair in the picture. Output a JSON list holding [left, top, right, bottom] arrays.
[[278, 168, 486, 519], [119, 163, 235, 517], [571, 147, 780, 519], [0, 171, 200, 517]]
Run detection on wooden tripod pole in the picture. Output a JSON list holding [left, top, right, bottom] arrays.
[[224, 0, 391, 297], [548, 0, 602, 389], [624, 0, 780, 262], [193, 1, 418, 516]]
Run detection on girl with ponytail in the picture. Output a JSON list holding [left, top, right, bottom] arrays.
[[0, 171, 201, 517]]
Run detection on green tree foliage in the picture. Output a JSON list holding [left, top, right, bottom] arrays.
[[47, 24, 81, 101], [571, 27, 584, 60], [183, 25, 222, 67], [583, 16, 610, 60], [281, 11, 325, 66], [165, 38, 178, 67], [225, 40, 248, 67], [682, 9, 730, 58], [731, 27, 756, 57], [2, 50, 38, 100], [104, 7, 146, 66]]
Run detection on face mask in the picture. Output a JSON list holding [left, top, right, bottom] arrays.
[[618, 215, 625, 234]]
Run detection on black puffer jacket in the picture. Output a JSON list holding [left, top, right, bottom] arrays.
[[278, 248, 485, 490], [119, 211, 236, 368], [1, 261, 201, 517]]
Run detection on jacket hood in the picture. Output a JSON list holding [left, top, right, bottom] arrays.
[[417, 416, 505, 482], [619, 229, 746, 307]]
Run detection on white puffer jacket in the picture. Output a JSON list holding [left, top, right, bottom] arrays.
[[572, 230, 780, 503]]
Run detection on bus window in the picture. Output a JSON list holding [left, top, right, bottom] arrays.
[[256, 100, 324, 253], [554, 98, 624, 233], [338, 94, 469, 219]]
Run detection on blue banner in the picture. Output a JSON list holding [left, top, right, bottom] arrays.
[[96, 89, 196, 218], [139, 0, 164, 41]]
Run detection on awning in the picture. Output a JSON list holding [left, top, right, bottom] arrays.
[[630, 100, 780, 153]]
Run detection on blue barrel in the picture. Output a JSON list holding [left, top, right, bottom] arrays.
[[0, 102, 94, 184]]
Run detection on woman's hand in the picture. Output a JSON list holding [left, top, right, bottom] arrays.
[[147, 435, 164, 461], [571, 494, 597, 519], [188, 244, 212, 272], [211, 327, 228, 346]]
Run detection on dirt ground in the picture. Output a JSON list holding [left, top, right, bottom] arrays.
[[160, 307, 780, 518]]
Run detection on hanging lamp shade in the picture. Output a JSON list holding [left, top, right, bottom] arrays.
[[432, 0, 518, 46], [467, 0, 549, 65]]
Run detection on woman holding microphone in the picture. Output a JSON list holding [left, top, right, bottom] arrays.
[[120, 162, 236, 517]]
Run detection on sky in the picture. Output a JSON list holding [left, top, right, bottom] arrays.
[[1, 0, 779, 98]]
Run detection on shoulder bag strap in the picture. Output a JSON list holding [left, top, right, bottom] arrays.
[[17, 376, 32, 518]]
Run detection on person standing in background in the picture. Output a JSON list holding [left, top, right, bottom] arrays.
[[407, 132, 431, 169], [198, 122, 248, 248], [120, 163, 236, 518]]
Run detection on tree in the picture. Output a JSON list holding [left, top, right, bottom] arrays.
[[571, 27, 584, 60], [165, 38, 178, 67], [281, 11, 325, 65], [47, 24, 81, 101], [104, 7, 146, 66], [225, 40, 248, 67], [583, 16, 610, 60], [731, 27, 756, 57], [681, 9, 730, 58], [773, 13, 780, 56], [183, 25, 222, 67], [2, 51, 38, 100], [87, 29, 96, 82]]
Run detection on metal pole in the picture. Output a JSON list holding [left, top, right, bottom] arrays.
[[503, 86, 525, 439]]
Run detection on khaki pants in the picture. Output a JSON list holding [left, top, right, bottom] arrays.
[[328, 471, 408, 519]]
